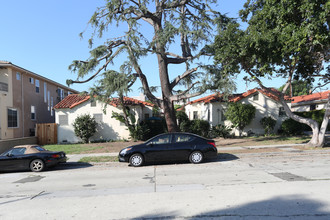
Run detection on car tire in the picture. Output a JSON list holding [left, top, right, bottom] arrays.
[[129, 153, 144, 167], [30, 159, 45, 172], [189, 151, 203, 164]]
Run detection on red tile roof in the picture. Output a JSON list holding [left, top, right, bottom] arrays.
[[291, 90, 330, 104], [187, 88, 290, 105], [54, 94, 154, 109], [230, 88, 291, 102]]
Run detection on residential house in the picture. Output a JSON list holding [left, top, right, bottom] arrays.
[[54, 94, 154, 143], [184, 88, 291, 136], [291, 90, 330, 112], [0, 61, 78, 140]]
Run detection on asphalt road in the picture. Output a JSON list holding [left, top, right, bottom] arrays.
[[1, 149, 330, 219]]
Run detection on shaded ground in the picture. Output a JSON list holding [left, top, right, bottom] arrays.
[[77, 136, 312, 154]]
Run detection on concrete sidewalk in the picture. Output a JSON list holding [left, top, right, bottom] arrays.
[[66, 143, 306, 162]]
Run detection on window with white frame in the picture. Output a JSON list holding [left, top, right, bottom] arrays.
[[44, 82, 47, 102], [35, 79, 40, 93], [48, 91, 50, 111], [8, 108, 18, 128], [193, 111, 198, 120], [29, 77, 34, 84], [16, 72, 21, 80], [31, 106, 36, 120], [58, 115, 68, 125], [51, 97, 54, 116], [253, 93, 259, 101]]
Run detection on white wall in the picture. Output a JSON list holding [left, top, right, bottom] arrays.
[[55, 100, 153, 143], [184, 92, 289, 136]]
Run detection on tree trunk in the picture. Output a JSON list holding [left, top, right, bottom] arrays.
[[279, 97, 329, 147], [154, 18, 179, 132]]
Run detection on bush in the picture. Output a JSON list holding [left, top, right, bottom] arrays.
[[260, 116, 276, 135], [140, 117, 167, 140], [209, 124, 232, 138], [73, 114, 98, 143], [280, 118, 308, 135], [190, 119, 210, 137]]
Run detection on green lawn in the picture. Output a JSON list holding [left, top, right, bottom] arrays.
[[45, 144, 107, 154], [78, 156, 118, 163]]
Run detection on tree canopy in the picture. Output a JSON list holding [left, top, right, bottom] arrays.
[[67, 0, 235, 132], [213, 0, 329, 146]]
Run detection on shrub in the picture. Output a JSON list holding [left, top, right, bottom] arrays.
[[280, 118, 308, 135], [210, 124, 232, 138], [73, 114, 98, 143], [225, 102, 256, 136], [190, 119, 210, 137], [260, 116, 276, 135]]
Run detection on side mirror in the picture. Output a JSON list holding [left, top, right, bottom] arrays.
[[147, 142, 153, 147], [6, 153, 13, 157]]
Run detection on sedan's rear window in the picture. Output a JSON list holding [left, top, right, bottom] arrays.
[[174, 134, 194, 143]]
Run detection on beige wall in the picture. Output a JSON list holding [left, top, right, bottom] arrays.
[[0, 65, 77, 140]]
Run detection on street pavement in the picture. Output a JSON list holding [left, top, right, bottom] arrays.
[[1, 145, 330, 220]]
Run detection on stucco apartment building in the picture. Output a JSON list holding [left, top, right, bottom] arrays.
[[0, 61, 78, 140]]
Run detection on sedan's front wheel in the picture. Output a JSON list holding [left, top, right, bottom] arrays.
[[30, 159, 45, 172], [189, 151, 203, 164], [129, 154, 144, 167]]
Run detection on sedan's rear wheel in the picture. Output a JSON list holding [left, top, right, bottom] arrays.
[[30, 159, 45, 172], [129, 154, 144, 167], [189, 151, 203, 164]]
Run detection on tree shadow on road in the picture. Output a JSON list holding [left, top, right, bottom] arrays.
[[130, 195, 330, 219]]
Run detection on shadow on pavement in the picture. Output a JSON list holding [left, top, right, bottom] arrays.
[[47, 162, 93, 171], [132, 195, 330, 219]]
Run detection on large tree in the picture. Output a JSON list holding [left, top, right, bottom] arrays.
[[67, 0, 234, 132], [213, 0, 329, 147]]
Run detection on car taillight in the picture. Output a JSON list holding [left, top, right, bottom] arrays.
[[51, 154, 60, 158], [207, 142, 216, 148]]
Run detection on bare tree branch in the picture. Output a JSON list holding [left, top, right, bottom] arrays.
[[170, 67, 198, 89]]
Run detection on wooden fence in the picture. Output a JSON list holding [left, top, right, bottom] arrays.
[[36, 123, 57, 145]]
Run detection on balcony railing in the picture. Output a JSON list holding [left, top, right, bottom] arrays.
[[0, 82, 8, 92]]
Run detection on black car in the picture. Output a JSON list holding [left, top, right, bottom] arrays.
[[0, 145, 67, 172], [119, 132, 218, 167]]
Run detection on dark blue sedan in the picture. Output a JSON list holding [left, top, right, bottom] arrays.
[[119, 132, 218, 167]]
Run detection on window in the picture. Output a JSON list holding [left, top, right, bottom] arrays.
[[7, 148, 26, 156], [58, 115, 68, 125], [58, 88, 64, 101], [44, 83, 47, 102], [48, 91, 50, 111], [193, 111, 198, 120], [29, 77, 34, 84], [91, 100, 96, 107], [253, 93, 259, 101], [8, 108, 18, 128], [31, 106, 36, 120], [174, 134, 193, 143], [35, 79, 40, 93], [93, 114, 103, 123], [68, 91, 73, 95], [149, 134, 171, 145], [279, 107, 286, 117], [16, 72, 21, 80], [221, 109, 226, 122], [51, 97, 54, 116], [310, 104, 316, 111], [145, 113, 150, 120]]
